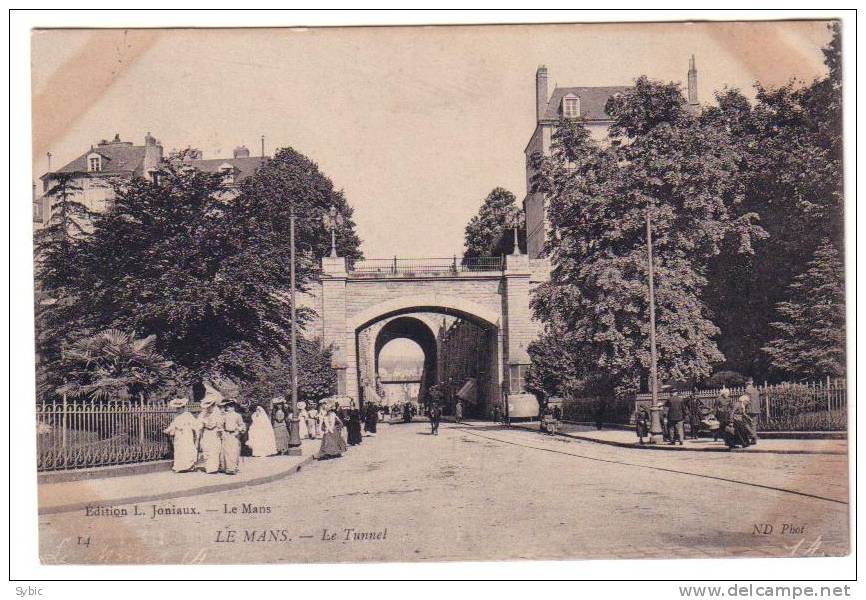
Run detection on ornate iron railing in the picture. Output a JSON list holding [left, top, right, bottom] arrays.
[[633, 378, 847, 431], [348, 256, 503, 277], [36, 397, 200, 471]]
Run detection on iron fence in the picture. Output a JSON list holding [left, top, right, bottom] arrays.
[[349, 256, 503, 277], [634, 378, 847, 432], [36, 397, 201, 471]]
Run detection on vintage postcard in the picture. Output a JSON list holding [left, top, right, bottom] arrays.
[[30, 19, 848, 566]]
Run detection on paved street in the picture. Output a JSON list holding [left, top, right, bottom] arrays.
[[39, 420, 848, 564]]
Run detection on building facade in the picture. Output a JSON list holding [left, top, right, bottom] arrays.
[[34, 133, 267, 228], [523, 58, 699, 259]]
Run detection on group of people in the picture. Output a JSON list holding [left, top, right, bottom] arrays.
[[540, 403, 562, 435], [634, 378, 762, 449], [162, 388, 249, 475], [163, 386, 390, 472]]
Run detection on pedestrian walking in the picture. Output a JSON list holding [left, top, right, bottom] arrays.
[[271, 400, 290, 455], [737, 394, 758, 446], [318, 405, 346, 459], [454, 401, 463, 423], [429, 402, 442, 435], [712, 388, 732, 442], [297, 401, 310, 440], [306, 403, 320, 439], [635, 403, 650, 444], [163, 397, 201, 472], [246, 405, 277, 457], [221, 399, 247, 474], [744, 378, 760, 444], [197, 387, 225, 474], [364, 402, 379, 436], [686, 388, 702, 440], [347, 408, 363, 446], [665, 392, 685, 445]]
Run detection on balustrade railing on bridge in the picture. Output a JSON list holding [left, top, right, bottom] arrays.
[[348, 256, 503, 278]]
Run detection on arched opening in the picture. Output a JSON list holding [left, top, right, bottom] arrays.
[[374, 316, 438, 395], [353, 305, 501, 420], [376, 338, 426, 408]]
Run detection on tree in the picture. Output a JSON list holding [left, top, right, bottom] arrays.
[[462, 187, 525, 260], [238, 146, 363, 270], [531, 79, 764, 395], [33, 173, 94, 399], [763, 240, 845, 379], [225, 338, 337, 405], [57, 329, 178, 401], [37, 146, 363, 391], [702, 23, 843, 379]]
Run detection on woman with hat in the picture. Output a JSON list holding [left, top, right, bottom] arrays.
[[318, 404, 346, 459], [296, 401, 310, 440], [163, 397, 201, 472], [221, 398, 247, 474], [306, 402, 320, 439], [197, 385, 226, 474], [271, 398, 290, 455]]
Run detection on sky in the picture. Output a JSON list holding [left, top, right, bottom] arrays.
[[31, 21, 833, 258]]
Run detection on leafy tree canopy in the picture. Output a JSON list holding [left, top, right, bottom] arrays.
[[35, 146, 361, 396], [763, 239, 845, 379], [531, 78, 764, 395], [463, 187, 525, 260]]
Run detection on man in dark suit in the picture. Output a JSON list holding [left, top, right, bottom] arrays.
[[429, 402, 442, 436], [744, 378, 760, 444], [665, 392, 685, 445]]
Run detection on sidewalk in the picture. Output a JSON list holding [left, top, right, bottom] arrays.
[[512, 422, 848, 455], [38, 438, 320, 515]]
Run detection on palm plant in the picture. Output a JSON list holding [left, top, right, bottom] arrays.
[[57, 329, 175, 401]]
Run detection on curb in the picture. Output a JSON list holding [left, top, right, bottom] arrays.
[[39, 453, 318, 516], [38, 460, 174, 484], [515, 425, 847, 456]]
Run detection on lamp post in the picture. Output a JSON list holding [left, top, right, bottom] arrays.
[[287, 203, 303, 455], [645, 204, 659, 408], [511, 208, 524, 256], [322, 205, 344, 258]]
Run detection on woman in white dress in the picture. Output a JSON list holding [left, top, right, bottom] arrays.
[[297, 401, 310, 440], [247, 405, 278, 457], [197, 390, 225, 474], [163, 397, 201, 472], [306, 404, 320, 439]]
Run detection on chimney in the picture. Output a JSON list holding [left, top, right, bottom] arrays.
[[688, 55, 698, 106], [536, 65, 549, 122], [143, 131, 163, 174], [233, 145, 250, 159]]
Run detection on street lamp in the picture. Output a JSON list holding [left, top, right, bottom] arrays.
[[511, 208, 524, 256], [322, 205, 344, 259], [286, 203, 303, 455], [286, 206, 339, 455], [645, 202, 659, 408]]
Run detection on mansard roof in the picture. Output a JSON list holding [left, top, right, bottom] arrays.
[[53, 141, 146, 177], [543, 85, 631, 122]]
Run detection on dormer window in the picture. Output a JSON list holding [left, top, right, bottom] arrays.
[[87, 153, 102, 172], [562, 94, 580, 119], [218, 163, 235, 184]]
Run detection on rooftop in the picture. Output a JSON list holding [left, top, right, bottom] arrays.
[[543, 85, 632, 122]]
